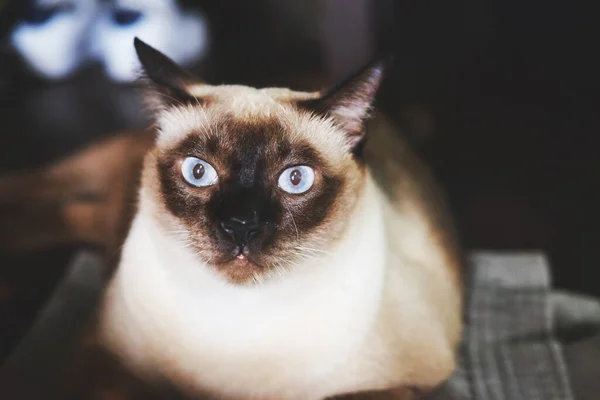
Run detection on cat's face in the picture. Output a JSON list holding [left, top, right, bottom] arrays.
[[135, 38, 383, 284]]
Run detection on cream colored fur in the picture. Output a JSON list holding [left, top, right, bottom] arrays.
[[99, 153, 461, 400], [98, 80, 462, 398], [156, 86, 348, 166]]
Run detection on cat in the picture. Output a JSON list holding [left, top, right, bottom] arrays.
[[0, 38, 463, 399]]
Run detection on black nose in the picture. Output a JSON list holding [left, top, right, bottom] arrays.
[[220, 216, 261, 246]]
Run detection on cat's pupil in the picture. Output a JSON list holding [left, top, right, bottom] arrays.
[[290, 169, 302, 186], [193, 163, 205, 179]]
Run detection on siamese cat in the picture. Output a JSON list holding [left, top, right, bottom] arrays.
[[0, 39, 462, 399]]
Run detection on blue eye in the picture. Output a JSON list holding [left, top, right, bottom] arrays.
[[278, 166, 315, 194], [181, 157, 218, 187], [111, 8, 143, 26]]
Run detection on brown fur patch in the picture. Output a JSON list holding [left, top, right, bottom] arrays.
[[150, 112, 350, 284], [0, 131, 154, 277], [363, 114, 464, 285]]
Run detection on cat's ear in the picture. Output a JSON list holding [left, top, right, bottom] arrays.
[[134, 37, 201, 113], [299, 59, 385, 153]]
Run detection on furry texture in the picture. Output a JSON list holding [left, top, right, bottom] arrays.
[[97, 40, 463, 399]]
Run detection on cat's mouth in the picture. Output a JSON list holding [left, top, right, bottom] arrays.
[[231, 253, 261, 267], [227, 245, 263, 267], [213, 251, 267, 284], [216, 246, 266, 268]]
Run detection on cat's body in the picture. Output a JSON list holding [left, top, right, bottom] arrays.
[[0, 39, 462, 399], [98, 117, 461, 400]]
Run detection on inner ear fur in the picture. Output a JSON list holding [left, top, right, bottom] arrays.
[[298, 59, 385, 154]]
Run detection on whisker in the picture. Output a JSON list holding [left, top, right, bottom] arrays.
[[197, 106, 216, 138], [295, 246, 333, 256], [284, 205, 300, 241], [153, 91, 186, 108]]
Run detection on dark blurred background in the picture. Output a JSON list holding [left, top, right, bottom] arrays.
[[0, 0, 598, 364]]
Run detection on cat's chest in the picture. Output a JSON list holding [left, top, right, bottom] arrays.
[[98, 214, 386, 398], [101, 285, 365, 397]]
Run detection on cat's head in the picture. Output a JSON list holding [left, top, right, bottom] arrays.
[[134, 38, 384, 285]]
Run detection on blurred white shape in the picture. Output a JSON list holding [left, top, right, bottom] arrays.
[[91, 0, 209, 82], [11, 0, 99, 80], [10, 0, 210, 83]]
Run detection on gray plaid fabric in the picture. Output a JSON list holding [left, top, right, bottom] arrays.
[[427, 252, 578, 400]]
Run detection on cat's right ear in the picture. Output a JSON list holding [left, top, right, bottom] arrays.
[[133, 37, 201, 114]]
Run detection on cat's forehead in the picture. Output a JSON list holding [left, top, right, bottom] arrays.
[[186, 84, 321, 107], [156, 85, 348, 163]]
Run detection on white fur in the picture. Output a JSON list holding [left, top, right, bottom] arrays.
[[99, 174, 460, 399], [155, 104, 215, 147]]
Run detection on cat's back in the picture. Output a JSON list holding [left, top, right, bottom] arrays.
[[360, 113, 464, 389], [364, 112, 462, 277]]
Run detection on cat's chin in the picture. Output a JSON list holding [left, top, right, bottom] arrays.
[[212, 254, 270, 285]]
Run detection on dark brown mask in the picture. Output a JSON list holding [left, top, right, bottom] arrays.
[[134, 38, 384, 284]]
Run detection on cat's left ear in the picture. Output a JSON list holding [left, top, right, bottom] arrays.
[[299, 59, 385, 153], [133, 37, 201, 113]]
